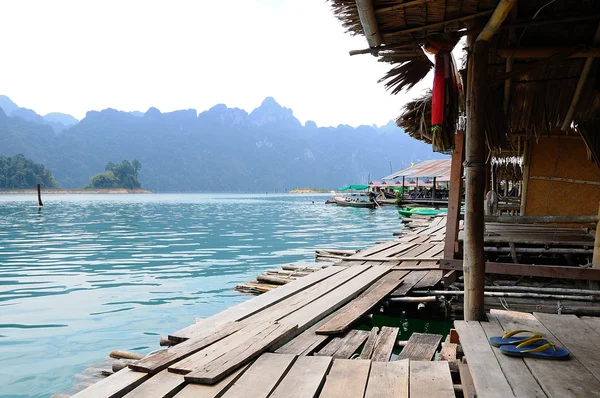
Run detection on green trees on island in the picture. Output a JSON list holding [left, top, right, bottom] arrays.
[[85, 160, 142, 189], [0, 154, 58, 189]]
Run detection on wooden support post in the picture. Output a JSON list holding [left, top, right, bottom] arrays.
[[464, 39, 488, 321], [444, 130, 465, 260], [37, 184, 43, 207], [593, 202, 600, 269], [432, 177, 437, 201]]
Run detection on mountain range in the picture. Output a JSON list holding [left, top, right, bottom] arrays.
[[0, 95, 446, 192]]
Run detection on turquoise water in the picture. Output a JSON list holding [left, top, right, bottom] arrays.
[[0, 194, 403, 397]]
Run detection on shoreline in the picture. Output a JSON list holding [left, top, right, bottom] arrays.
[[0, 188, 152, 195]]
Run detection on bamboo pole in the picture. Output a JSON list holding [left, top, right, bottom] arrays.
[[464, 38, 489, 321], [497, 47, 600, 59], [355, 0, 382, 48], [411, 290, 597, 302], [375, 0, 432, 13], [593, 202, 600, 270], [561, 23, 600, 131], [528, 175, 600, 187], [477, 0, 518, 42], [384, 10, 494, 38], [454, 283, 600, 295], [520, 138, 530, 215], [485, 215, 599, 224]]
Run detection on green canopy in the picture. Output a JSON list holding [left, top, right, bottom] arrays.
[[389, 186, 408, 191], [338, 184, 369, 191]]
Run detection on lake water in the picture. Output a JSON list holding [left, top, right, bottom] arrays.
[[0, 193, 404, 397]]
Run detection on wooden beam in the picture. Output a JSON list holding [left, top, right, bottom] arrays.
[[444, 130, 465, 260], [529, 175, 600, 187], [375, 0, 432, 13], [520, 138, 530, 215], [440, 259, 600, 281], [497, 46, 600, 59], [477, 0, 518, 42], [501, 13, 600, 30], [593, 202, 600, 270], [384, 10, 494, 38], [464, 38, 488, 321], [561, 23, 600, 131], [485, 215, 599, 224]]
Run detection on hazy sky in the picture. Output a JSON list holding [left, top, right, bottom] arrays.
[[0, 0, 435, 127]]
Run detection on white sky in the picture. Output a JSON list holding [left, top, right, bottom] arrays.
[[0, 0, 436, 127]]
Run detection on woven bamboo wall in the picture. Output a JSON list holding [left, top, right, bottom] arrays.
[[525, 134, 600, 216]]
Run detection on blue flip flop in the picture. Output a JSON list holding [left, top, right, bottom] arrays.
[[499, 337, 570, 360], [489, 329, 542, 347]]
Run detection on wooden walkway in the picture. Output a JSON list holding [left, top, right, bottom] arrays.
[[455, 310, 600, 398], [71, 216, 454, 397]]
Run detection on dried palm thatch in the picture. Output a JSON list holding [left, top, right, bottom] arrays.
[[379, 53, 433, 94], [397, 91, 432, 142]]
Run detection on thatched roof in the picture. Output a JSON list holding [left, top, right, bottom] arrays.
[[330, 0, 600, 163]]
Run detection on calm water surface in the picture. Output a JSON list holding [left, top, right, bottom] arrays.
[[0, 193, 403, 397]]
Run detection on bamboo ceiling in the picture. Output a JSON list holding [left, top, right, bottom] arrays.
[[330, 0, 600, 163]]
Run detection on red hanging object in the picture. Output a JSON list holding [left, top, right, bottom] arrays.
[[431, 53, 446, 130]]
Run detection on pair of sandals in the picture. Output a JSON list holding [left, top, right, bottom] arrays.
[[488, 329, 570, 359]]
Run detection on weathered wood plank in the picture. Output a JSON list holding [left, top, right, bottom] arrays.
[[131, 322, 244, 373], [173, 365, 249, 398], [390, 270, 429, 296], [413, 270, 443, 289], [331, 330, 370, 359], [409, 361, 455, 398], [490, 310, 600, 397], [458, 360, 477, 398], [364, 359, 409, 398], [397, 332, 441, 361], [71, 369, 151, 398], [371, 242, 418, 258], [169, 322, 275, 375], [534, 312, 600, 382], [274, 313, 336, 356], [359, 327, 379, 360], [220, 353, 296, 398], [454, 321, 514, 398], [269, 355, 332, 398], [480, 317, 546, 398], [279, 266, 391, 332], [350, 241, 403, 258], [123, 370, 185, 398], [316, 271, 407, 335], [371, 326, 399, 362], [319, 359, 371, 398], [315, 330, 369, 358], [169, 266, 345, 341], [183, 323, 298, 384]]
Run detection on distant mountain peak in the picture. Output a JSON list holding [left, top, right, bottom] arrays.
[[249, 97, 300, 128], [0, 95, 19, 116]]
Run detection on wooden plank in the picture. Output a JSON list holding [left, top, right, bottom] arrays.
[[359, 327, 379, 360], [220, 353, 296, 398], [316, 271, 407, 334], [409, 361, 455, 398], [245, 264, 373, 326], [123, 370, 185, 398], [183, 323, 298, 384], [371, 326, 399, 362], [534, 312, 600, 381], [331, 330, 370, 359], [274, 314, 335, 356], [173, 365, 249, 398], [364, 359, 409, 398], [278, 266, 391, 332], [350, 241, 404, 259], [319, 359, 371, 398], [169, 266, 345, 341], [269, 355, 332, 398], [440, 259, 600, 281], [454, 321, 514, 398], [458, 361, 477, 398], [413, 270, 443, 289], [490, 310, 600, 397], [71, 369, 151, 398], [130, 322, 245, 373], [390, 271, 429, 296], [397, 332, 441, 361], [444, 130, 463, 261], [371, 242, 418, 258], [479, 317, 546, 398], [580, 315, 600, 330]]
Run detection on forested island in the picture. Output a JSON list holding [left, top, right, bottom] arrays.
[[85, 160, 142, 189], [0, 154, 58, 189]]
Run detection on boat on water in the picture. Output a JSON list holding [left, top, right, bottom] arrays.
[[330, 185, 381, 208], [397, 207, 448, 217]]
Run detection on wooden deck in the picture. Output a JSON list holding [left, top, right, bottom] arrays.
[[455, 310, 600, 398], [71, 217, 453, 397]]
